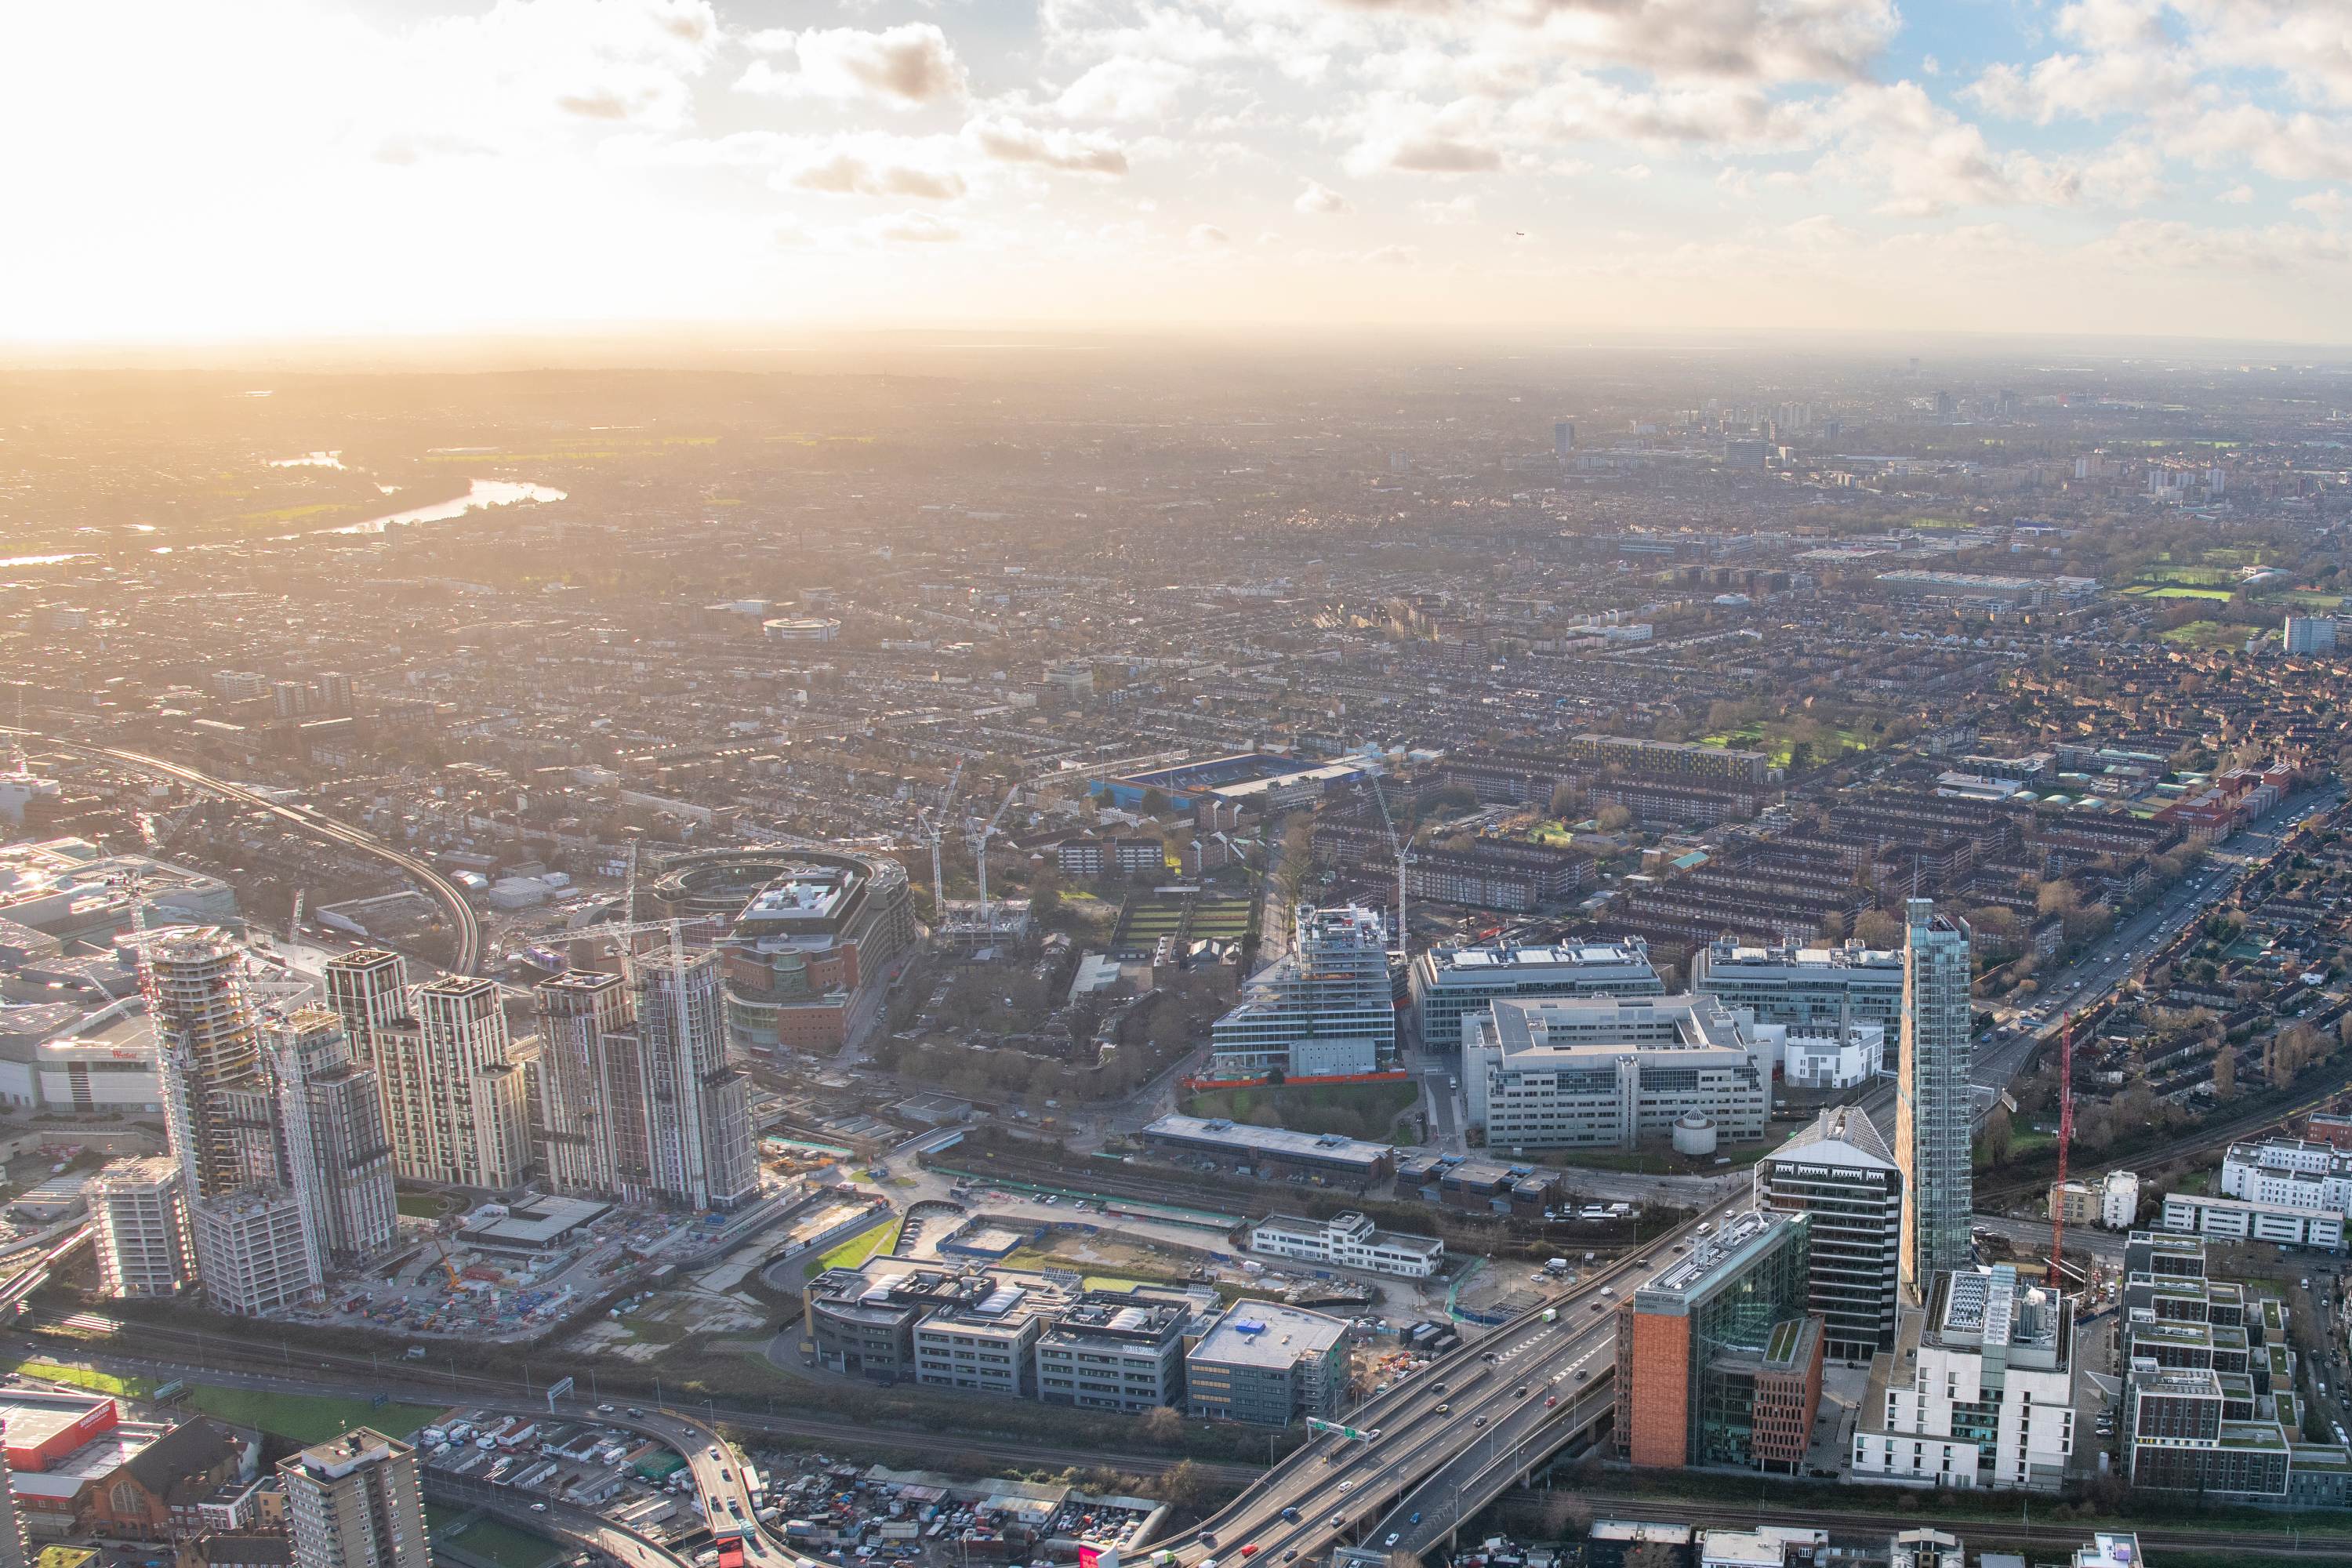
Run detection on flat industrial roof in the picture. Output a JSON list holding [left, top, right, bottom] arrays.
[[1189, 1301, 1345, 1369], [1143, 1113, 1390, 1169]]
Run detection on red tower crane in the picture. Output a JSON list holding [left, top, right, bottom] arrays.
[[2047, 1018, 2075, 1290]]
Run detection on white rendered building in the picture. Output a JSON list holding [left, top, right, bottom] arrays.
[[1853, 1264, 2076, 1493], [1248, 1210, 1444, 1278]]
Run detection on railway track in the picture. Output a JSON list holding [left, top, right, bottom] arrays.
[[15, 1307, 1263, 1486]]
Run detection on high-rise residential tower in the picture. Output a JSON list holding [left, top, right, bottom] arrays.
[[532, 968, 633, 1195], [88, 1155, 194, 1298], [269, 1007, 397, 1266], [150, 931, 276, 1200], [1896, 898, 1973, 1304], [634, 946, 758, 1210], [532, 953, 758, 1210], [281, 1428, 430, 1568], [365, 976, 535, 1191], [149, 930, 323, 1314], [324, 949, 408, 1056]]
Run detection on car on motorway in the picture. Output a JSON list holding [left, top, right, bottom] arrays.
[[1327, 1515, 1345, 1530], [1473, 1414, 1488, 1428], [531, 1503, 550, 1513], [1197, 1535, 1217, 1548], [1279, 1508, 1301, 1524], [1282, 1552, 1296, 1563], [1545, 1396, 1557, 1407], [1409, 1513, 1421, 1526], [1575, 1369, 1589, 1381], [1434, 1403, 1450, 1414], [1240, 1548, 1258, 1559], [1338, 1480, 1355, 1491], [709, 1447, 722, 1460], [1385, 1537, 1402, 1548], [1514, 1385, 1528, 1398]]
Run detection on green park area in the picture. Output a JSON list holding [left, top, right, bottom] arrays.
[[2158, 620, 2248, 650], [1697, 723, 1871, 770], [805, 1214, 904, 1279], [2, 1355, 445, 1446]]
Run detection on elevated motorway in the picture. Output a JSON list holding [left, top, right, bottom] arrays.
[[426, 1472, 693, 1568], [2, 729, 483, 975], [1148, 1200, 1736, 1568]]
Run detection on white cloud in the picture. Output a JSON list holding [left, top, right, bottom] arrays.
[[877, 211, 961, 243], [786, 140, 970, 200], [1189, 223, 1233, 246], [1415, 194, 1479, 223], [739, 24, 968, 110], [1055, 56, 1192, 122], [1322, 0, 1900, 85], [2082, 217, 2352, 270], [966, 116, 1132, 176], [1295, 179, 1355, 213]]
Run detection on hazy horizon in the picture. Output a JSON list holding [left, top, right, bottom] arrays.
[[9, 0, 2352, 349]]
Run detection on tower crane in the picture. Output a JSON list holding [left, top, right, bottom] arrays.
[[924, 758, 966, 923], [971, 782, 1019, 935], [622, 840, 640, 928], [1370, 777, 1413, 961]]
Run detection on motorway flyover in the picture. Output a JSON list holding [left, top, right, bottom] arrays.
[[1145, 1202, 1732, 1568], [1, 728, 483, 975]]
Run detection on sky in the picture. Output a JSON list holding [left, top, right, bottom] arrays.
[[6, 0, 2352, 347]]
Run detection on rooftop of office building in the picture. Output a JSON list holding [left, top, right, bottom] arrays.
[[1421, 938, 1654, 978], [809, 1261, 1075, 1329], [1476, 992, 1752, 1059], [1037, 1290, 1196, 1346], [1769, 1105, 1897, 1171], [1189, 1300, 1347, 1369], [1697, 937, 1901, 970], [1639, 1208, 1802, 1308]]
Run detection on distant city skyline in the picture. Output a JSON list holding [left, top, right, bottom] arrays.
[[6, 0, 2352, 344]]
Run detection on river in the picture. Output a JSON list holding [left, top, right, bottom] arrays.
[[325, 478, 567, 535]]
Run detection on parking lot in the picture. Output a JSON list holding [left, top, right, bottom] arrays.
[[749, 1451, 1167, 1568]]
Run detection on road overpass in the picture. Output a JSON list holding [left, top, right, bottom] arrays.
[[2, 728, 483, 975], [1142, 1196, 1743, 1568]]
